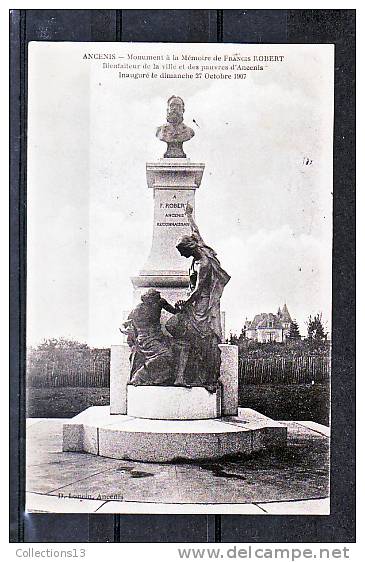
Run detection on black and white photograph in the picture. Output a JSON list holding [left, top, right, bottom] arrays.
[[25, 41, 333, 515]]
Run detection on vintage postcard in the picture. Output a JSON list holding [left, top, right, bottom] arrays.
[[26, 42, 333, 514]]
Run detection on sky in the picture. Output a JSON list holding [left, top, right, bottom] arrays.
[[27, 42, 333, 347]]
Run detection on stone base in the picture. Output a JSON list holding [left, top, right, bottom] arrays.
[[63, 406, 287, 462], [127, 385, 221, 420], [109, 344, 238, 416]]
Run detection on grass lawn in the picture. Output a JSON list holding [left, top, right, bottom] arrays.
[[27, 383, 329, 424], [26, 386, 110, 418], [239, 383, 329, 425]]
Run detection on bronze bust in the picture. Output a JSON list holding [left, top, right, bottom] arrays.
[[156, 96, 194, 158]]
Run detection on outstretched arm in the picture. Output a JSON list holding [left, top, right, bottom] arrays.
[[185, 202, 204, 245], [160, 298, 179, 315], [120, 317, 133, 333]]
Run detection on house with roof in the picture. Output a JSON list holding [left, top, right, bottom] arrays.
[[243, 304, 293, 343]]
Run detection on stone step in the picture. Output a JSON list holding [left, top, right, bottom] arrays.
[[63, 406, 287, 462]]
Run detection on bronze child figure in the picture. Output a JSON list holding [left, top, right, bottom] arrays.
[[122, 289, 179, 386]]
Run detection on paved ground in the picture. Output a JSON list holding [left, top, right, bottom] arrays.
[[26, 417, 329, 514]]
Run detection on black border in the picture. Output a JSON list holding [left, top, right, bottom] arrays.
[[9, 9, 355, 543]]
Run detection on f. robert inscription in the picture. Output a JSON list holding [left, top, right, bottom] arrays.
[[157, 202, 189, 227]]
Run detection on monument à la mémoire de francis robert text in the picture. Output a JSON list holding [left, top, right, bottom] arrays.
[[63, 96, 287, 462]]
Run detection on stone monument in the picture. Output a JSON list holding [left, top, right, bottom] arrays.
[[63, 97, 287, 462], [132, 95, 204, 309]]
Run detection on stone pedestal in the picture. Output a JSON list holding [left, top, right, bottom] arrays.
[[109, 343, 238, 417], [110, 344, 130, 414], [127, 385, 221, 420], [219, 344, 239, 416], [131, 158, 204, 307]]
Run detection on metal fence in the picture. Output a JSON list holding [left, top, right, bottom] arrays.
[[27, 348, 330, 388], [239, 355, 330, 385], [26, 349, 110, 388]]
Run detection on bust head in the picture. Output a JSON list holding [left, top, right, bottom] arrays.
[[156, 96, 194, 158], [166, 96, 185, 126]]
